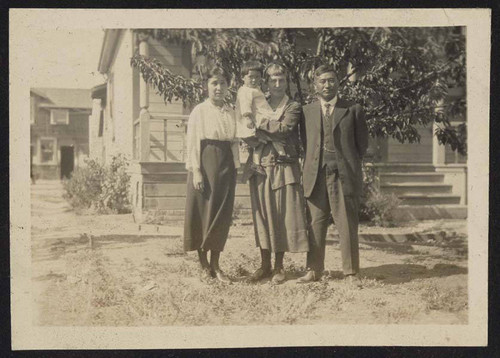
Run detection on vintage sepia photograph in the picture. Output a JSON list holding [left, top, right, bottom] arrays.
[[10, 9, 490, 349]]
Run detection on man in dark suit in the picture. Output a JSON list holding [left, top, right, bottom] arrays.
[[299, 65, 369, 283]]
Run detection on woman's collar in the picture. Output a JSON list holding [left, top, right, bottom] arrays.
[[271, 94, 289, 118], [205, 98, 229, 112]]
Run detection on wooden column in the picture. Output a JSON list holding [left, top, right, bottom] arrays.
[[138, 33, 150, 161]]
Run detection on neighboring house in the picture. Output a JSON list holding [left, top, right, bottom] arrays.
[[90, 29, 467, 223], [31, 88, 92, 180]]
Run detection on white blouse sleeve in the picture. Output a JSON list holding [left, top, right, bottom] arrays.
[[185, 106, 201, 171]]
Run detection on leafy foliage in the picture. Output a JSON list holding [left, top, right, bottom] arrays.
[[63, 158, 106, 210], [359, 163, 401, 227], [131, 27, 466, 155], [63, 155, 131, 214]]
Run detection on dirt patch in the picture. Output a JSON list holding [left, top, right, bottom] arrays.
[[31, 181, 468, 326]]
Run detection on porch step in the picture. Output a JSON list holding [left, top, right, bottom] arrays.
[[373, 163, 437, 173], [391, 205, 467, 221], [380, 183, 452, 195], [380, 172, 445, 184], [399, 194, 461, 205], [146, 204, 467, 223]]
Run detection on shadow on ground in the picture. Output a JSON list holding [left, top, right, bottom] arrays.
[[359, 263, 467, 284]]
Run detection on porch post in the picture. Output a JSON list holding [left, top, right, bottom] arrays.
[[432, 122, 446, 166], [138, 33, 150, 161]]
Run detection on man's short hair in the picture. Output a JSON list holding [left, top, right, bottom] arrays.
[[314, 64, 337, 79], [241, 60, 264, 77]]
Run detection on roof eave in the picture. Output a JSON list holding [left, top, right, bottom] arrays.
[[97, 29, 122, 74]]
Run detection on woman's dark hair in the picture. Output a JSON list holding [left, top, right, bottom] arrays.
[[240, 60, 264, 77], [206, 66, 231, 84]]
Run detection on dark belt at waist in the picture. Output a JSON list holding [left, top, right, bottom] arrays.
[[201, 139, 232, 147]]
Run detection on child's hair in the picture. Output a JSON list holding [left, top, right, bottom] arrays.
[[240, 60, 264, 77]]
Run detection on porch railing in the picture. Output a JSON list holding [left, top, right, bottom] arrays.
[[133, 113, 189, 162]]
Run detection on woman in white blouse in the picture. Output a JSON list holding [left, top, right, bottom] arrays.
[[183, 67, 240, 283]]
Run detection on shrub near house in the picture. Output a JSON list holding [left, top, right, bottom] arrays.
[[63, 155, 131, 214]]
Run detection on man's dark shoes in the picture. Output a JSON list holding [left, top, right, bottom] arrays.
[[214, 269, 232, 284], [297, 269, 320, 283], [248, 267, 272, 282], [271, 268, 286, 284], [344, 273, 363, 288]]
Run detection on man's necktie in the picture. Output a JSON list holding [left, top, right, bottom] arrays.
[[324, 103, 332, 118]]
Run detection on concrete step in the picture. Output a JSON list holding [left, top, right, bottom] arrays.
[[146, 204, 467, 223], [380, 183, 452, 195], [391, 205, 467, 221], [380, 172, 445, 184], [399, 194, 461, 205], [372, 163, 436, 173]]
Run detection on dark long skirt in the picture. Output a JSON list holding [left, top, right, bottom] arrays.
[[249, 163, 309, 253], [183, 140, 236, 252]]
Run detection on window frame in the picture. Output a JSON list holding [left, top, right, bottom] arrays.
[[39, 137, 57, 165], [50, 109, 70, 125]]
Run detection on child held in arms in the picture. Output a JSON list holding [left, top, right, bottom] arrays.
[[236, 60, 288, 175]]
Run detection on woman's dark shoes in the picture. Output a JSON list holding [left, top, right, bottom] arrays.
[[248, 267, 272, 282], [271, 268, 286, 284], [214, 269, 232, 284], [297, 269, 320, 283], [200, 267, 214, 282]]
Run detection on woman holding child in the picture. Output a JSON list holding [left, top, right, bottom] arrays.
[[238, 62, 310, 284], [183, 66, 240, 284]]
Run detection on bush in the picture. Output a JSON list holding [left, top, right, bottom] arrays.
[[99, 155, 131, 213], [62, 158, 106, 209], [359, 163, 401, 227], [63, 155, 131, 214]]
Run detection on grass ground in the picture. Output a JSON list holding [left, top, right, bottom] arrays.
[[31, 181, 468, 326]]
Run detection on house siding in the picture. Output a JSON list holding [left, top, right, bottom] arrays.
[[31, 95, 90, 179]]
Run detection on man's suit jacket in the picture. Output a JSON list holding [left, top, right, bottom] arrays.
[[300, 98, 369, 198]]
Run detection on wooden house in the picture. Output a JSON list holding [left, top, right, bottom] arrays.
[[90, 29, 467, 222], [30, 88, 92, 180]]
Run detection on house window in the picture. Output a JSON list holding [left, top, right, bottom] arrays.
[[50, 109, 69, 125], [30, 96, 35, 125], [40, 138, 56, 163]]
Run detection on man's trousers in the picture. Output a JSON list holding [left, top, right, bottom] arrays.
[[305, 165, 360, 275]]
